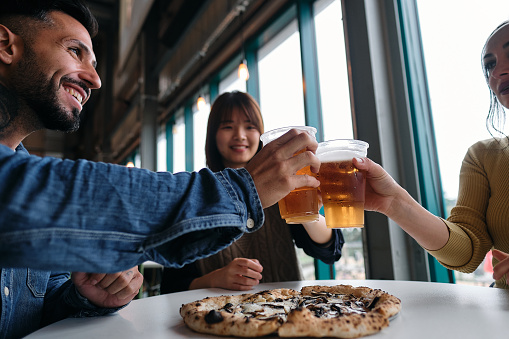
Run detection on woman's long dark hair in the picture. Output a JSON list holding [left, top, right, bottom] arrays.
[[481, 20, 509, 137], [205, 91, 264, 172]]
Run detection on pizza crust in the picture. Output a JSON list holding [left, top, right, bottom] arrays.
[[278, 307, 388, 338]]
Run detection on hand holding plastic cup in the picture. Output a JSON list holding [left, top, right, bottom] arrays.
[[316, 139, 369, 228], [260, 126, 319, 224]]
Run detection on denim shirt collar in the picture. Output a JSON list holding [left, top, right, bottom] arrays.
[[15, 143, 28, 154]]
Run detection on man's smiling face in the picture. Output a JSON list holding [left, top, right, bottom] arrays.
[[10, 10, 101, 132]]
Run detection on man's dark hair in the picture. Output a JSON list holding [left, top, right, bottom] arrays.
[[0, 0, 98, 38]]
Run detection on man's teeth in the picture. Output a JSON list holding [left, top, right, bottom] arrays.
[[65, 87, 83, 104]]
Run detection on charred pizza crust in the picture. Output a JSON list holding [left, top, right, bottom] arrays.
[[180, 285, 401, 338], [278, 307, 388, 338]]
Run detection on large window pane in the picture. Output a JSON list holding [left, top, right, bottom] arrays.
[[157, 124, 167, 172], [172, 110, 186, 173], [315, 0, 353, 141], [417, 0, 509, 286], [193, 95, 210, 171], [258, 20, 306, 131]]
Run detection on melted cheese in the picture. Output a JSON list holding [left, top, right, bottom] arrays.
[[299, 292, 373, 318], [224, 292, 373, 321], [227, 298, 299, 320]]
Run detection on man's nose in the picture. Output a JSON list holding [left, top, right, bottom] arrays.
[[79, 63, 102, 90]]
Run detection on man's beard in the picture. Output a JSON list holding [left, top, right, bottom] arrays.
[[11, 46, 82, 133]]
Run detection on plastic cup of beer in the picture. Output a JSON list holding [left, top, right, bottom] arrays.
[[316, 139, 369, 228], [260, 126, 319, 224]]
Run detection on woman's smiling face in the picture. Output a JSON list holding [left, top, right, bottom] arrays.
[[215, 108, 261, 169]]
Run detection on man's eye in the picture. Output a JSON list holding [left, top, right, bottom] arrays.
[[69, 47, 80, 56]]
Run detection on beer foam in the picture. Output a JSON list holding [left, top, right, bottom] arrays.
[[317, 149, 359, 162]]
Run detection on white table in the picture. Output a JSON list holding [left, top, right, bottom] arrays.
[[26, 279, 509, 338]]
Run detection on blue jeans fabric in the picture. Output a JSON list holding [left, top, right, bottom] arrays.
[[0, 143, 264, 338]]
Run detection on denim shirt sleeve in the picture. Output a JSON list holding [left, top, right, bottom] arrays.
[[0, 144, 264, 273]]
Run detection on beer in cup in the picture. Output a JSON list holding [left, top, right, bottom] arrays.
[[316, 139, 369, 228], [260, 126, 319, 224]]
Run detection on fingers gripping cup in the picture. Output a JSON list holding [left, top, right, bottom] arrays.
[[260, 126, 319, 224], [316, 139, 369, 228]]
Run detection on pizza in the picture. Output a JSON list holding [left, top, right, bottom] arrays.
[[179, 284, 401, 338]]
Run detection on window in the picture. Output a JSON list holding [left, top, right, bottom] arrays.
[[417, 0, 509, 286], [314, 0, 353, 141], [193, 95, 210, 171], [172, 109, 186, 173], [314, 0, 363, 281], [157, 124, 167, 172], [257, 19, 306, 132], [133, 151, 141, 168]]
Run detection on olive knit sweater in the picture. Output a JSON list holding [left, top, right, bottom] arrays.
[[428, 137, 509, 288]]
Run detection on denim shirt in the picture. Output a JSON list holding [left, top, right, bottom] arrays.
[[0, 268, 122, 339], [0, 143, 264, 272], [0, 143, 264, 338]]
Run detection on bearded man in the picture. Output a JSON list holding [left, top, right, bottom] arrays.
[[0, 1, 320, 338]]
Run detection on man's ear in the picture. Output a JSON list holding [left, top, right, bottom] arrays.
[[0, 24, 21, 65]]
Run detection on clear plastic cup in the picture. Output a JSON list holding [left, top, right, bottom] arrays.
[[316, 139, 369, 228], [260, 126, 319, 224]]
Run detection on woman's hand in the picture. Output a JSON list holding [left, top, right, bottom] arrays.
[[190, 258, 263, 291], [352, 157, 403, 215], [352, 157, 449, 251], [492, 249, 509, 284]]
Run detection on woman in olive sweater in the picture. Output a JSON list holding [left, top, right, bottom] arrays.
[[354, 20, 509, 288]]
